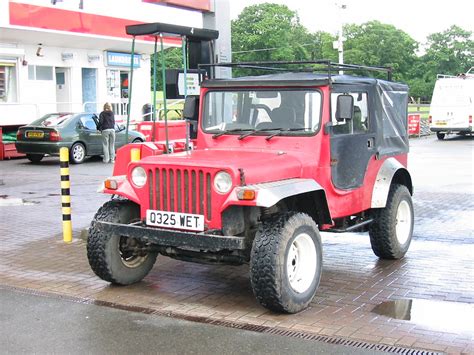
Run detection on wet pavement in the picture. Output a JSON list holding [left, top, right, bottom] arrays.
[[3, 288, 379, 355], [372, 299, 473, 335], [0, 136, 473, 354]]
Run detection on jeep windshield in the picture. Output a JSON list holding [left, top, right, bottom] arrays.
[[202, 89, 321, 137]]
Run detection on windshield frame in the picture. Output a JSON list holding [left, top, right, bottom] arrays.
[[201, 88, 323, 138]]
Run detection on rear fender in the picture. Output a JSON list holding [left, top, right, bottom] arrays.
[[371, 158, 413, 208]]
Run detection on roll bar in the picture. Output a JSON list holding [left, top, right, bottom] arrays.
[[199, 60, 393, 81]]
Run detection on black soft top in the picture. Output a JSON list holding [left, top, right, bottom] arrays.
[[202, 71, 409, 159], [202, 72, 408, 91]]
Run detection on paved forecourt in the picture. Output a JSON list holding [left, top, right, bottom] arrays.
[[0, 137, 472, 354]]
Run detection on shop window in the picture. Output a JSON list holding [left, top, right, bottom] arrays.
[[56, 72, 65, 85], [0, 66, 6, 98], [0, 63, 18, 102], [28, 65, 53, 81], [28, 65, 35, 80], [106, 69, 120, 99]]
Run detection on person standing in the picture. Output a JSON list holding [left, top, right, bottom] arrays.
[[98, 102, 116, 163]]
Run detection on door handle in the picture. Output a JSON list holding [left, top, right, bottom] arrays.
[[367, 137, 375, 148]]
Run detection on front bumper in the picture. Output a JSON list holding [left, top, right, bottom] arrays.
[[94, 220, 247, 252], [430, 127, 472, 133]]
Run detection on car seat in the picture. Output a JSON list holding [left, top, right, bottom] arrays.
[[353, 106, 366, 133], [256, 107, 296, 129], [332, 106, 363, 135]]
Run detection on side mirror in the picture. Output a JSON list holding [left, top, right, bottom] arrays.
[[118, 124, 126, 131], [183, 96, 198, 121], [335, 94, 354, 122]]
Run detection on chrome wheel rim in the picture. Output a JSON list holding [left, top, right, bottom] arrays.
[[396, 200, 412, 245], [72, 144, 85, 162], [286, 232, 317, 294]]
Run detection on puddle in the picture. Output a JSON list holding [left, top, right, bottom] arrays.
[[372, 299, 474, 334], [0, 195, 40, 206]]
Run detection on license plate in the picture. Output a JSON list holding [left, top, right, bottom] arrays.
[[146, 210, 204, 232], [26, 131, 44, 138], [435, 121, 447, 126]]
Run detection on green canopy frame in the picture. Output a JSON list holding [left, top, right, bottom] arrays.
[[124, 22, 219, 153]]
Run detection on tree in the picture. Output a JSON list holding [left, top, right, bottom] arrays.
[[343, 21, 418, 81], [231, 3, 315, 75], [229, 4, 473, 101], [405, 59, 433, 100], [407, 26, 473, 99], [424, 25, 473, 75], [312, 31, 338, 62], [150, 47, 184, 90]]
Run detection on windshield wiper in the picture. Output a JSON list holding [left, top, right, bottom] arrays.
[[211, 128, 254, 139], [265, 127, 311, 141], [237, 127, 282, 140]]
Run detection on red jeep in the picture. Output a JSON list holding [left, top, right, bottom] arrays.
[[88, 28, 413, 314]]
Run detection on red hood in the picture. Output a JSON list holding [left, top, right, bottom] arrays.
[[139, 148, 303, 184]]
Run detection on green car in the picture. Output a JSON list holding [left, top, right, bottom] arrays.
[[15, 113, 145, 164]]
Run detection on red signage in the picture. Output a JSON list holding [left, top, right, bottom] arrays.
[[143, 0, 211, 12], [408, 114, 421, 135], [9, 3, 182, 45]]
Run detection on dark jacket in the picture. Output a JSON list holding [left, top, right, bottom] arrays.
[[98, 110, 115, 131]]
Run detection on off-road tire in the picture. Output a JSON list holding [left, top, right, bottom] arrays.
[[26, 153, 44, 163], [369, 184, 414, 259], [87, 199, 157, 285], [250, 212, 322, 314], [436, 132, 445, 140]]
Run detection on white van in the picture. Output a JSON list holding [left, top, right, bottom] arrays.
[[429, 68, 474, 140]]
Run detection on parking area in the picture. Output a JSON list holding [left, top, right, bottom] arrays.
[[0, 136, 473, 354]]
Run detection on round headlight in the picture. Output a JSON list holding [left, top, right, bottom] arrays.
[[214, 171, 232, 194], [131, 166, 147, 187]]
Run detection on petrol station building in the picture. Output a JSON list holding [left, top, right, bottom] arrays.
[[0, 0, 230, 127]]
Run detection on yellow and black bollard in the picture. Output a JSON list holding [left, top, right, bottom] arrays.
[[60, 147, 72, 243]]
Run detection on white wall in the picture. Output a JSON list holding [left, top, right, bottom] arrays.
[[204, 0, 231, 78], [0, 0, 221, 125], [2, 43, 151, 124], [0, 1, 9, 27]]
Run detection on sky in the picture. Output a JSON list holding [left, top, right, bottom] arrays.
[[228, 0, 473, 44]]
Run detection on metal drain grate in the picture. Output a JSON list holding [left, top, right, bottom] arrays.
[[1, 285, 442, 355]]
